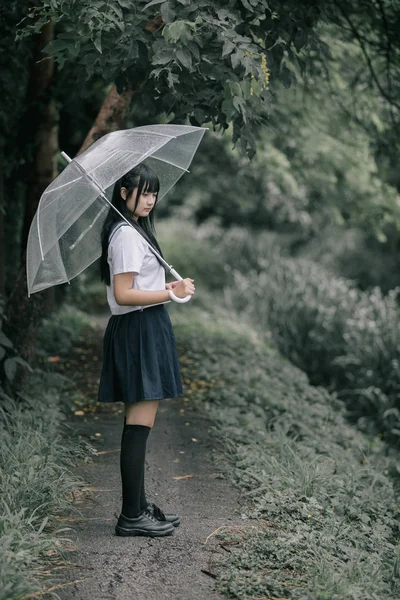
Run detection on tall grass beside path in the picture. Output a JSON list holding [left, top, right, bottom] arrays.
[[0, 306, 98, 600], [172, 302, 400, 600], [158, 219, 400, 447]]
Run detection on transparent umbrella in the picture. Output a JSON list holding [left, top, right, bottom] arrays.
[[26, 124, 207, 298]]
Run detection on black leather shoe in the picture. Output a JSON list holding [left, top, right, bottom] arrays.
[[115, 508, 175, 537], [145, 501, 180, 527]]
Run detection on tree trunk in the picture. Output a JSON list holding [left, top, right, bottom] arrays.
[[77, 85, 136, 155], [4, 21, 57, 391], [20, 22, 58, 258], [76, 15, 161, 155]]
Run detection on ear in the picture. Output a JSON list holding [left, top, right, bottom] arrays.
[[120, 187, 127, 200]]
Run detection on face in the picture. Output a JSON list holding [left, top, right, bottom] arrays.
[[121, 185, 157, 221]]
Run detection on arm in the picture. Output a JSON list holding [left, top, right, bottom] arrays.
[[114, 272, 170, 306]]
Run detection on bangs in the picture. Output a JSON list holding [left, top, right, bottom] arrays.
[[141, 171, 160, 194]]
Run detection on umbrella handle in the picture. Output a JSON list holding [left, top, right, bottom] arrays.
[[168, 289, 192, 304], [167, 268, 192, 303]]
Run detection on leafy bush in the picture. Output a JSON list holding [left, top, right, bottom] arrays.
[[225, 258, 400, 444], [173, 303, 400, 599], [162, 219, 400, 445], [36, 303, 97, 357]]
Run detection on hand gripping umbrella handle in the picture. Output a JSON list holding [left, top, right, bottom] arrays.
[[167, 270, 192, 303]]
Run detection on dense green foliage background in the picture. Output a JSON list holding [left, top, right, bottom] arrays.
[[1, 2, 400, 597]]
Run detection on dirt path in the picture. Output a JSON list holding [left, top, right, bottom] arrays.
[[45, 313, 244, 600]]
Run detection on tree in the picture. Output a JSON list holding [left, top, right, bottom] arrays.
[[17, 0, 331, 158]]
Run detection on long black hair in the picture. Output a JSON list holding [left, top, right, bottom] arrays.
[[100, 162, 167, 286]]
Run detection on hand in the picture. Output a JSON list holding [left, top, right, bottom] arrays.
[[171, 278, 195, 299], [165, 281, 180, 291]]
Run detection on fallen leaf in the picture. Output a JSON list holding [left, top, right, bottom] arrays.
[[74, 410, 85, 416], [47, 356, 61, 363], [172, 474, 194, 480]]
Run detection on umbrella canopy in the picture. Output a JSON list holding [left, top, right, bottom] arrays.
[[26, 124, 206, 296]]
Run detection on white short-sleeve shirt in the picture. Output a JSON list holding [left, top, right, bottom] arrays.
[[106, 224, 171, 315]]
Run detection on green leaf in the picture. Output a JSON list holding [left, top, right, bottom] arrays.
[[0, 331, 13, 349], [229, 81, 242, 97], [4, 358, 17, 382], [93, 33, 102, 54], [161, 2, 176, 23], [13, 356, 33, 372], [117, 0, 134, 7], [164, 21, 192, 44], [231, 50, 243, 70], [110, 2, 123, 20], [187, 41, 200, 60], [144, 0, 167, 9], [150, 66, 166, 79], [233, 95, 246, 117], [167, 71, 179, 88], [222, 39, 236, 57], [176, 47, 192, 70], [69, 42, 81, 58], [42, 39, 73, 55], [221, 98, 234, 120], [241, 78, 252, 99], [153, 53, 174, 65], [193, 108, 205, 124], [293, 29, 307, 52]]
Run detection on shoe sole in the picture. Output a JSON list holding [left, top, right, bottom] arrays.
[[115, 525, 174, 537], [171, 519, 180, 527]]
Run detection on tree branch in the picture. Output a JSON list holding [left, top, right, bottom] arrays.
[[333, 0, 400, 111]]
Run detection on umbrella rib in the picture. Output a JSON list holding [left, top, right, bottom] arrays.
[[131, 130, 177, 139], [150, 155, 190, 173], [42, 174, 85, 194], [37, 207, 44, 261], [69, 205, 107, 250]]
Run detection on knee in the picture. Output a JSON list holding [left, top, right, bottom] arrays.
[[125, 399, 159, 428]]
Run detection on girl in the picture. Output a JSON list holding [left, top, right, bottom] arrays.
[[97, 162, 195, 537]]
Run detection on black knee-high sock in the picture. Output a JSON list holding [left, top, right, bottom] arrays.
[[120, 423, 151, 518], [123, 418, 149, 510]]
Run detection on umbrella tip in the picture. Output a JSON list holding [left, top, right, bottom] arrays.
[[61, 151, 72, 163]]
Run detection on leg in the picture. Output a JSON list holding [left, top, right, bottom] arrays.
[[125, 399, 160, 427], [120, 400, 160, 516]]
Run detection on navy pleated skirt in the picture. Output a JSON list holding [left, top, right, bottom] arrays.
[[97, 304, 184, 404]]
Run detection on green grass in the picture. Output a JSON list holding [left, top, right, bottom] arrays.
[[0, 307, 98, 600], [172, 300, 400, 600]]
